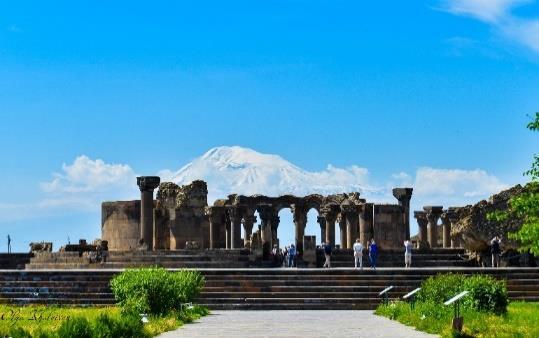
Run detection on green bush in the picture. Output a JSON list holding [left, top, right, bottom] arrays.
[[415, 273, 508, 315], [57, 316, 93, 338], [463, 275, 508, 314], [416, 273, 465, 304], [110, 267, 204, 315], [110, 314, 149, 338], [8, 327, 32, 338]]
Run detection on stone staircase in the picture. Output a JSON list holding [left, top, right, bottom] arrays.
[[317, 248, 472, 268], [0, 268, 538, 310], [0, 253, 32, 270], [25, 249, 251, 269]]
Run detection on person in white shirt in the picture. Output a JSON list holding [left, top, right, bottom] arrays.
[[353, 238, 364, 270], [404, 240, 413, 268]]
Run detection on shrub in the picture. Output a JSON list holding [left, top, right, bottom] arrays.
[[415, 273, 509, 315], [110, 314, 149, 338], [57, 316, 93, 338], [416, 273, 465, 304], [463, 275, 508, 314], [110, 267, 204, 315], [8, 327, 32, 338]]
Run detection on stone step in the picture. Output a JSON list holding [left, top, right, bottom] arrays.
[[0, 292, 113, 299], [0, 298, 116, 305]]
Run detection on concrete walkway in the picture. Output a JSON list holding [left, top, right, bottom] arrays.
[[158, 310, 438, 338]]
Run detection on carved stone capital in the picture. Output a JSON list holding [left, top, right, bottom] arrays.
[[424, 206, 443, 223], [137, 176, 161, 192], [414, 211, 428, 226], [392, 188, 413, 203]]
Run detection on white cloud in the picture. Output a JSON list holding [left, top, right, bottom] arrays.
[[440, 0, 539, 54], [3, 156, 139, 218], [412, 167, 508, 198], [41, 156, 136, 194], [441, 0, 529, 23], [504, 18, 539, 52]]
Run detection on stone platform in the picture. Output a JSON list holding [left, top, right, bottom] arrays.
[[0, 268, 537, 310], [25, 249, 251, 269], [316, 248, 471, 268], [24, 248, 473, 269]]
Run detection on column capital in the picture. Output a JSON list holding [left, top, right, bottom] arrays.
[[440, 210, 452, 225], [137, 176, 160, 192], [320, 204, 338, 222], [227, 206, 245, 223], [340, 200, 359, 215], [392, 188, 413, 203], [423, 206, 443, 222]]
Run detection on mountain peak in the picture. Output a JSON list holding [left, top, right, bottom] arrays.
[[162, 146, 372, 202]]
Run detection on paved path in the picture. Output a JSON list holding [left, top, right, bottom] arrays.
[[158, 311, 438, 338]]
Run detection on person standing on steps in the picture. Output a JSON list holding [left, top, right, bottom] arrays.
[[369, 239, 378, 270], [404, 240, 412, 268], [323, 241, 332, 268], [491, 236, 502, 268], [288, 244, 296, 268], [353, 238, 364, 270]]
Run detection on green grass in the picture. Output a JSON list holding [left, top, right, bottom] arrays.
[[0, 304, 209, 337], [375, 301, 539, 338]]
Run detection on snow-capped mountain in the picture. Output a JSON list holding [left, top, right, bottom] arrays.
[[159, 146, 382, 202]]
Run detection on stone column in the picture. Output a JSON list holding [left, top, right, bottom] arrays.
[[321, 206, 336, 247], [392, 188, 413, 240], [440, 211, 452, 248], [447, 207, 460, 248], [424, 206, 443, 248], [228, 207, 244, 249], [225, 218, 231, 249], [359, 203, 374, 247], [414, 211, 428, 249], [292, 204, 307, 254], [270, 213, 280, 248], [137, 176, 160, 251], [242, 212, 256, 248], [317, 216, 326, 243], [257, 204, 273, 259], [337, 213, 347, 248], [207, 206, 224, 249], [342, 201, 359, 249]]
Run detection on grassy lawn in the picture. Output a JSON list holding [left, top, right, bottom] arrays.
[[376, 301, 539, 338], [0, 304, 208, 337]]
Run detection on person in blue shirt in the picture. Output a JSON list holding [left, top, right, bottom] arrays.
[[369, 239, 378, 270], [323, 241, 332, 268], [288, 244, 296, 268]]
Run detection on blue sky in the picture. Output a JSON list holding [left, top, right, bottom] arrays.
[[1, 1, 538, 251]]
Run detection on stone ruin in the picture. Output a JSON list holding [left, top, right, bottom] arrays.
[[102, 176, 414, 258], [412, 183, 538, 266], [29, 242, 53, 253]]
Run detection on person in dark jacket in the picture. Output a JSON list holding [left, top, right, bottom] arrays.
[[323, 241, 332, 268], [491, 236, 502, 268], [369, 239, 378, 270]]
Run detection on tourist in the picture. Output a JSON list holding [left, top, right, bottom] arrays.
[[404, 240, 412, 268], [353, 238, 364, 269], [288, 244, 296, 267], [323, 241, 332, 268], [491, 236, 502, 268], [369, 239, 378, 270]]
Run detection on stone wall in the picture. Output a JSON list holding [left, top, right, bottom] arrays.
[[102, 201, 141, 251], [373, 204, 406, 249]]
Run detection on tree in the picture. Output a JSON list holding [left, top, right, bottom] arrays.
[[498, 113, 539, 255]]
